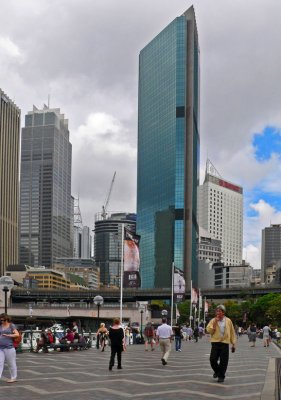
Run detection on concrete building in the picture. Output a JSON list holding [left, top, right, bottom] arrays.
[[20, 105, 72, 267], [54, 258, 100, 289], [0, 89, 21, 276], [137, 6, 200, 289], [198, 160, 243, 266], [265, 263, 277, 285], [25, 266, 88, 290], [261, 224, 281, 283], [94, 212, 136, 287], [198, 227, 222, 264], [198, 261, 252, 290]]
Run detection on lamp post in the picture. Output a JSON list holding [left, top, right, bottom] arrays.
[[140, 307, 144, 343], [0, 276, 14, 314], [94, 295, 104, 349]]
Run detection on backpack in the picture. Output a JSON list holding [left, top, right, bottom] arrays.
[[13, 333, 22, 348], [145, 326, 154, 337]]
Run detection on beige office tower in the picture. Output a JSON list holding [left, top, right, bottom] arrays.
[[0, 89, 21, 276], [198, 160, 243, 266]]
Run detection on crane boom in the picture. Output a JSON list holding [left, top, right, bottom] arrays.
[[101, 171, 116, 219]]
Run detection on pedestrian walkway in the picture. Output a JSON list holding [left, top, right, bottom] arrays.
[[1, 335, 280, 399]]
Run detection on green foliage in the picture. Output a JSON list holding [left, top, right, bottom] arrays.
[[177, 300, 191, 325]]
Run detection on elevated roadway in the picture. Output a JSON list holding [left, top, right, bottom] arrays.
[[11, 285, 281, 304]]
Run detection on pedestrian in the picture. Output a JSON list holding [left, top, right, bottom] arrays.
[[262, 324, 271, 347], [193, 325, 199, 343], [206, 304, 236, 383], [249, 323, 257, 347], [143, 322, 155, 351], [156, 318, 173, 366], [97, 323, 109, 352], [0, 313, 20, 383], [72, 321, 80, 334], [173, 323, 182, 352], [108, 318, 125, 370]]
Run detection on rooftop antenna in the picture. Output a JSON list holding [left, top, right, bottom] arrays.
[[48, 94, 50, 108]]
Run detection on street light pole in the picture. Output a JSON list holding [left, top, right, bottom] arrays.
[[3, 286, 8, 314], [94, 295, 104, 350], [0, 277, 14, 314], [140, 309, 144, 343]]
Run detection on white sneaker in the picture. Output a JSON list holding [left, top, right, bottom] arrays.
[[178, 349, 182, 352]]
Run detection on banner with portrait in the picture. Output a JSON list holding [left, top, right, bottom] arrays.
[[123, 228, 141, 288], [173, 266, 186, 303], [191, 287, 198, 305]]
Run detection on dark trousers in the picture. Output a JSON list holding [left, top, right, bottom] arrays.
[[210, 342, 229, 379], [109, 345, 122, 367]]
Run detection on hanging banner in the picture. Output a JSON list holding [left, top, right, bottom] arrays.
[[204, 300, 209, 314], [123, 228, 141, 288], [173, 266, 186, 303], [191, 288, 198, 304]]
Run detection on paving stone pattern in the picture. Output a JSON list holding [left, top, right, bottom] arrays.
[[1, 335, 281, 400]]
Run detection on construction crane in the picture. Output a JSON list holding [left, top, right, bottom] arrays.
[[101, 171, 116, 219]]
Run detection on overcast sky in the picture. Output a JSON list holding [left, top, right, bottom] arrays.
[[1, 0, 281, 269]]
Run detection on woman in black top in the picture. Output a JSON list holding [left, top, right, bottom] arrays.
[[108, 318, 125, 370]]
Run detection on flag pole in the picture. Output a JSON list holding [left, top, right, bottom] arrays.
[[189, 280, 193, 327], [203, 296, 206, 330], [120, 223, 124, 323], [198, 289, 201, 325], [171, 262, 174, 327]]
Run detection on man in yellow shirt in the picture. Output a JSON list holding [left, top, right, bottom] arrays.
[[206, 305, 236, 383]]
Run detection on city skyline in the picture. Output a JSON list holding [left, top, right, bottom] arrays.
[[1, 0, 281, 269]]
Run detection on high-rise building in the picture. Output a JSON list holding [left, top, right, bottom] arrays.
[[137, 6, 200, 289], [20, 105, 72, 267], [198, 160, 243, 266], [261, 224, 281, 283], [94, 212, 136, 287], [0, 89, 21, 276]]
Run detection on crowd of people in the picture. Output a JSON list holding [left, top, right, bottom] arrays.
[[1, 309, 280, 384]]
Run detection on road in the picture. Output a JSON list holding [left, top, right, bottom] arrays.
[[2, 334, 280, 399]]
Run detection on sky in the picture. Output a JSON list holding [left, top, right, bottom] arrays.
[[1, 0, 281, 269]]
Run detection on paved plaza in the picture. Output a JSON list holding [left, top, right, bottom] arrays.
[[1, 335, 280, 399]]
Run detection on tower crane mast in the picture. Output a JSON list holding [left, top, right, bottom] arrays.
[[101, 171, 116, 219]]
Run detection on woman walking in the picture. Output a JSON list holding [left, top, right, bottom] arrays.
[[249, 323, 257, 347], [0, 313, 20, 383], [108, 318, 125, 370], [97, 323, 109, 352]]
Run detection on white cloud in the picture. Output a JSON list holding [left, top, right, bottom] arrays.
[[243, 244, 260, 270], [71, 112, 137, 227], [0, 36, 24, 61], [243, 200, 281, 268]]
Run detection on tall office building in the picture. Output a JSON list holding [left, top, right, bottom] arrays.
[[20, 105, 72, 267], [94, 212, 136, 287], [261, 224, 281, 283], [137, 6, 200, 289], [198, 160, 243, 266], [0, 89, 21, 276]]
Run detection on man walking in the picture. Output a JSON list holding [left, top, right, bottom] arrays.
[[206, 305, 236, 383], [156, 318, 173, 365]]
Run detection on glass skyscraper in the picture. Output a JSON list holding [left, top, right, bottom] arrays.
[[20, 105, 72, 267], [137, 6, 200, 289]]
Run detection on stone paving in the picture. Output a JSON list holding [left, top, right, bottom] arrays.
[[1, 335, 281, 399]]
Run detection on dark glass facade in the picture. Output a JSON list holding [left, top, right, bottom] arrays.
[[94, 213, 136, 287], [20, 107, 72, 267], [137, 7, 200, 289]]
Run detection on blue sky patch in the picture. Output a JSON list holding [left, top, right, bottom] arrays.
[[253, 126, 281, 162]]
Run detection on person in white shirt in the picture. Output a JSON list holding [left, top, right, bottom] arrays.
[[156, 318, 173, 365]]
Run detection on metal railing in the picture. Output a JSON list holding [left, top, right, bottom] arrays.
[[277, 358, 281, 400]]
